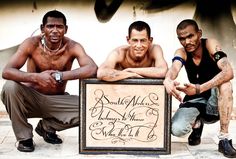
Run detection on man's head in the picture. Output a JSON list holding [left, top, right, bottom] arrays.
[[41, 10, 68, 44], [42, 10, 67, 26], [126, 21, 153, 62], [128, 21, 151, 39], [176, 19, 202, 53]]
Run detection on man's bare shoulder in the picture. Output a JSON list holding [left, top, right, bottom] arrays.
[[148, 44, 164, 58], [115, 45, 129, 52], [205, 38, 222, 53], [63, 37, 78, 47], [149, 44, 162, 53], [22, 35, 41, 45], [175, 47, 187, 60], [17, 35, 41, 53], [112, 45, 129, 57], [151, 44, 162, 49], [63, 37, 85, 51]]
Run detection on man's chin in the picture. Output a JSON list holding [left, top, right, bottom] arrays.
[[134, 56, 143, 62], [185, 48, 195, 53]]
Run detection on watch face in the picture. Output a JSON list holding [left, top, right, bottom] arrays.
[[55, 73, 60, 81]]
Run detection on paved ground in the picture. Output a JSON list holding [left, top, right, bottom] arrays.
[[1, 114, 236, 159]]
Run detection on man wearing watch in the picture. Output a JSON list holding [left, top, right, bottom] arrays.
[[1, 10, 97, 152]]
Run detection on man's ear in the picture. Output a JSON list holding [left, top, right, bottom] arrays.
[[126, 36, 130, 43], [149, 37, 153, 42], [65, 25, 68, 34], [40, 24, 44, 34], [198, 29, 202, 38]]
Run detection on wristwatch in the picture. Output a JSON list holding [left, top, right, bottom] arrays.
[[54, 71, 63, 83]]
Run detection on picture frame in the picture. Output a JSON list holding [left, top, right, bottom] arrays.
[[79, 78, 171, 155]]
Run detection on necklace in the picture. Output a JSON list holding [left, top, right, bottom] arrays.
[[41, 36, 62, 52]]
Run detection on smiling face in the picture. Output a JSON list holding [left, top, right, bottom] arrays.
[[127, 29, 152, 62], [41, 17, 68, 44], [177, 25, 202, 53]]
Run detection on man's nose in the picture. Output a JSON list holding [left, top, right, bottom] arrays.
[[52, 26, 59, 32], [136, 41, 142, 47], [185, 38, 191, 44]]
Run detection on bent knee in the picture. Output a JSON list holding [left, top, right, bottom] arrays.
[[219, 82, 233, 95], [171, 122, 191, 137], [2, 80, 21, 94]]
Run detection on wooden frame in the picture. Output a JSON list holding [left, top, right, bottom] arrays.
[[79, 78, 171, 155]]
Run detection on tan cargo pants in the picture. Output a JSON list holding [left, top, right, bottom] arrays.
[[1, 80, 79, 141]]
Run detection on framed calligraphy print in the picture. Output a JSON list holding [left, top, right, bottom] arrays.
[[79, 78, 171, 155]]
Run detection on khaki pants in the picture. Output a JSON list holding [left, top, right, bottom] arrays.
[[1, 80, 79, 141]]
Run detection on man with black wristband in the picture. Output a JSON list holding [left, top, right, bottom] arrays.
[[1, 10, 97, 152], [163, 19, 236, 158]]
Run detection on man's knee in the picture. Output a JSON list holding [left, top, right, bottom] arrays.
[[171, 121, 191, 137], [2, 80, 20, 94], [219, 81, 233, 96], [1, 80, 22, 104]]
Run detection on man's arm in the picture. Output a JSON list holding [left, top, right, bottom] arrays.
[[163, 49, 185, 102], [2, 38, 57, 88], [199, 39, 234, 93], [123, 44, 168, 78], [62, 42, 98, 80], [97, 48, 142, 81]]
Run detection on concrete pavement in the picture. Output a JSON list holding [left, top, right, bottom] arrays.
[[1, 114, 236, 159]]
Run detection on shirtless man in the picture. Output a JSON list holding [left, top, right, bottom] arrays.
[[1, 10, 97, 152], [97, 21, 168, 81]]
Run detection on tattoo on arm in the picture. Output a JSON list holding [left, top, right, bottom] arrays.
[[106, 70, 119, 78], [166, 66, 178, 80], [208, 59, 228, 88], [215, 45, 222, 52]]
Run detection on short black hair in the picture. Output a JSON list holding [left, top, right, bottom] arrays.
[[42, 10, 67, 26], [128, 21, 151, 38], [177, 19, 199, 32]]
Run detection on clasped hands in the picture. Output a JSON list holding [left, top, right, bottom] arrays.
[[35, 70, 59, 88]]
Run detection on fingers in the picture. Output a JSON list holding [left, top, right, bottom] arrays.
[[184, 83, 191, 87], [174, 81, 180, 86], [170, 89, 182, 102], [49, 76, 57, 86], [164, 80, 183, 102]]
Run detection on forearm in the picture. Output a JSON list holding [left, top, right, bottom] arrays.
[[165, 66, 179, 81], [200, 70, 233, 93], [2, 68, 37, 83], [97, 68, 135, 81], [63, 65, 97, 80], [126, 67, 167, 78], [200, 57, 234, 93]]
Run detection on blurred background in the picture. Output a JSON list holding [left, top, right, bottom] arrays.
[[0, 0, 236, 116]]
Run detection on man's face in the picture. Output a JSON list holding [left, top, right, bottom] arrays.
[[127, 29, 152, 61], [41, 17, 67, 43], [177, 25, 202, 53]]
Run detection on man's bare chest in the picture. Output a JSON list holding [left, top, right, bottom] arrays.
[[120, 58, 154, 68], [31, 51, 73, 71]]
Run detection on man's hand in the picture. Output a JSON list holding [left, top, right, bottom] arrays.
[[123, 69, 144, 78], [176, 83, 197, 96], [35, 70, 57, 88], [123, 68, 135, 73], [163, 78, 182, 102], [128, 72, 144, 78]]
